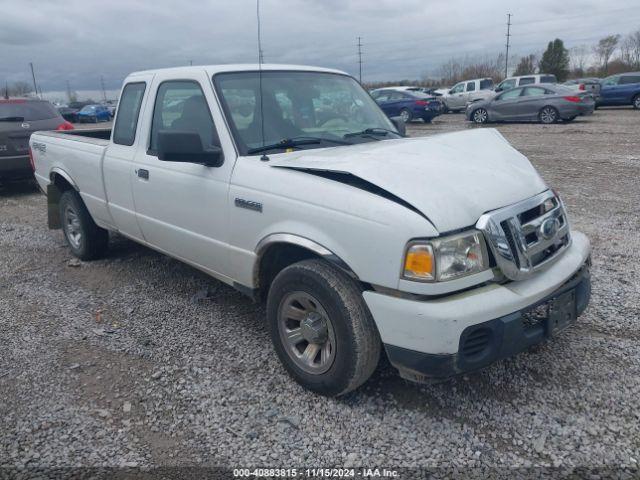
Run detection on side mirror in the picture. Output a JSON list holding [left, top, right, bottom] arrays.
[[495, 86, 503, 92], [389, 117, 406, 137], [157, 131, 223, 167], [448, 90, 454, 95]]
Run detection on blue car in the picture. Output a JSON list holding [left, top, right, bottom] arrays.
[[370, 89, 443, 123], [77, 104, 111, 123], [597, 72, 640, 109]]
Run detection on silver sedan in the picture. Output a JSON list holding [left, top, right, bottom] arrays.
[[466, 85, 595, 124]]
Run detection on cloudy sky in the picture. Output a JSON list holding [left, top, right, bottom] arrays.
[[2, 0, 639, 94]]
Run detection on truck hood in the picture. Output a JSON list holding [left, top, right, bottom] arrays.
[[268, 128, 547, 232]]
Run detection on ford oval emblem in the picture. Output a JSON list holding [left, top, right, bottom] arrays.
[[539, 217, 560, 240], [21, 122, 30, 129]]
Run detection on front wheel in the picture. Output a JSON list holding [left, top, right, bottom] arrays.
[[539, 106, 559, 124], [472, 108, 489, 124], [267, 259, 381, 396], [59, 190, 109, 260], [633, 94, 640, 110]]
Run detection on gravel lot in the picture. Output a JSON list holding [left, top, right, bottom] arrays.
[[1, 109, 639, 477]]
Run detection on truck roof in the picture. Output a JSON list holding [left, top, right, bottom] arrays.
[[127, 64, 348, 78]]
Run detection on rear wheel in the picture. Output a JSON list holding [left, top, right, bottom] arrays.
[[539, 106, 559, 124], [399, 108, 412, 123], [633, 94, 640, 110], [59, 190, 109, 260], [472, 108, 489, 124], [267, 259, 381, 396]]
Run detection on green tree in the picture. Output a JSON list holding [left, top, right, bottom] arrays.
[[539, 39, 570, 81], [513, 54, 536, 76]]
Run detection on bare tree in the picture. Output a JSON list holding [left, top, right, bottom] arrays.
[[569, 45, 590, 76], [593, 35, 621, 74], [8, 81, 33, 97], [620, 30, 640, 69]]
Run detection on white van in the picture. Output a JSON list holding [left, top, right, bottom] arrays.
[[496, 74, 557, 92]]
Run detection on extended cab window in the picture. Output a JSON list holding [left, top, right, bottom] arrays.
[[519, 77, 535, 86], [113, 82, 146, 146], [479, 79, 493, 90], [149, 80, 219, 154], [540, 75, 557, 83]]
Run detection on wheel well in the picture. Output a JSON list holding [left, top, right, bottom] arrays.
[[256, 243, 320, 300], [47, 173, 76, 229], [51, 172, 75, 193]]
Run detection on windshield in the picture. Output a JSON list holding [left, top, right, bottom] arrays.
[[0, 100, 59, 121], [213, 71, 398, 155]]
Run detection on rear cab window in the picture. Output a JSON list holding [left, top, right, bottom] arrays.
[[540, 75, 557, 84], [519, 77, 536, 86], [479, 79, 494, 90], [113, 82, 146, 146], [0, 100, 59, 121]]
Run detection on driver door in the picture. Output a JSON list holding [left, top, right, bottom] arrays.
[[131, 71, 236, 279], [491, 88, 524, 120]]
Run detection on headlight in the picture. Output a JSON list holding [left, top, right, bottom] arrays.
[[402, 231, 489, 282]]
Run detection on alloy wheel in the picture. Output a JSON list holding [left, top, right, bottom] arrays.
[[63, 206, 82, 249], [473, 108, 488, 124], [277, 291, 336, 375], [540, 107, 557, 124]]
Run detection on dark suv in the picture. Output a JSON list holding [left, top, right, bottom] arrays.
[[0, 98, 73, 180]]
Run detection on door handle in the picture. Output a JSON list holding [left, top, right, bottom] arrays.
[[136, 169, 149, 180]]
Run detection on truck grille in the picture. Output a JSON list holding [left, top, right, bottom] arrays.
[[476, 190, 571, 281]]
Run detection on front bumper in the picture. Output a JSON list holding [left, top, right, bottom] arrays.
[[385, 263, 590, 382], [363, 230, 591, 382], [0, 155, 32, 179]]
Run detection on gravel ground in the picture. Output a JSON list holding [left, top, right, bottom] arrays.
[[1, 109, 639, 478]]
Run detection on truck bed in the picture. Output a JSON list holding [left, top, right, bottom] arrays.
[[31, 129, 114, 229]]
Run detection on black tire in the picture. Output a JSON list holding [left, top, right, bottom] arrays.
[[59, 190, 109, 260], [539, 106, 559, 124], [472, 108, 489, 124], [267, 259, 381, 396], [633, 94, 640, 110], [399, 108, 412, 123]]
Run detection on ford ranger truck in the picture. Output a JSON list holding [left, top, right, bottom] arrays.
[[30, 65, 591, 396]]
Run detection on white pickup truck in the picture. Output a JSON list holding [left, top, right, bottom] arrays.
[[31, 65, 591, 396]]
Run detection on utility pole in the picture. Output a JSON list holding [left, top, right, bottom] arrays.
[[29, 62, 39, 98], [100, 75, 107, 102], [189, 60, 193, 66], [357, 36, 363, 83], [504, 13, 512, 78]]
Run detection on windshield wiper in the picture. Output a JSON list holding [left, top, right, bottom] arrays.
[[247, 136, 351, 154], [343, 127, 400, 138], [0, 116, 25, 122]]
